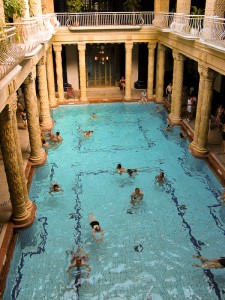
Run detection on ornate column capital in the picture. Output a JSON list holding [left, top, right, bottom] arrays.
[[202, 67, 217, 81], [125, 42, 133, 51], [24, 68, 36, 85], [37, 53, 46, 66], [172, 49, 185, 62], [148, 42, 156, 50], [53, 44, 62, 52], [157, 43, 166, 52], [77, 43, 86, 52], [0, 104, 12, 122]]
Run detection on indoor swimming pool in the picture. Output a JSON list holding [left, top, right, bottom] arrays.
[[3, 102, 225, 300]]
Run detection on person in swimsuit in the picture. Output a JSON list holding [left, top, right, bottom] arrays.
[[130, 188, 144, 206], [49, 183, 63, 194], [53, 131, 63, 142], [192, 255, 225, 269], [20, 110, 28, 129], [119, 77, 125, 91], [67, 247, 91, 277], [166, 83, 172, 101], [116, 164, 138, 177], [42, 139, 49, 148], [89, 213, 104, 242], [91, 113, 97, 119], [155, 171, 166, 184], [83, 130, 94, 138], [140, 90, 147, 103]]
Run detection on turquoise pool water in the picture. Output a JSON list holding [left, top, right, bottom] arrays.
[[3, 102, 225, 300]]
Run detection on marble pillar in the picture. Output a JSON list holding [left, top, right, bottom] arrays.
[[147, 42, 156, 100], [189, 67, 217, 156], [11, 93, 33, 211], [37, 53, 54, 130], [155, 43, 166, 103], [78, 43, 87, 101], [168, 50, 185, 124], [53, 44, 64, 103], [124, 42, 133, 101], [23, 68, 47, 166], [46, 45, 57, 107], [176, 0, 191, 14], [0, 104, 30, 225]]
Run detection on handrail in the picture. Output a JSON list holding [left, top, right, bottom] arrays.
[[0, 27, 25, 80], [56, 12, 154, 27]]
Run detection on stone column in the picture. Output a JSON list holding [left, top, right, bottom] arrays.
[[154, 0, 169, 12], [23, 68, 47, 166], [176, 0, 191, 14], [205, 0, 225, 18], [11, 93, 33, 212], [0, 0, 5, 22], [124, 42, 133, 101], [29, 0, 42, 16], [147, 42, 156, 100], [78, 43, 87, 101], [168, 50, 185, 124], [155, 43, 166, 103], [189, 67, 217, 157], [23, 0, 30, 18], [37, 53, 54, 130], [190, 65, 205, 152], [46, 45, 57, 107], [0, 104, 30, 225], [53, 44, 64, 103]]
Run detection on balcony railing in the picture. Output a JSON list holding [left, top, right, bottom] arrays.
[[0, 27, 25, 80], [152, 12, 174, 29], [56, 12, 154, 27], [200, 17, 225, 48], [152, 12, 225, 47]]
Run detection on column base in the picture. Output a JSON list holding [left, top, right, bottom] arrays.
[[13, 202, 37, 229], [41, 119, 54, 131], [155, 95, 164, 104], [30, 149, 48, 167], [25, 198, 33, 211], [124, 96, 132, 101], [189, 143, 208, 158], [80, 97, 88, 102], [168, 114, 182, 125], [50, 104, 58, 108]]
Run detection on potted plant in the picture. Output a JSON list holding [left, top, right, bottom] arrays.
[[123, 0, 142, 25], [190, 6, 205, 36], [3, 0, 25, 22], [67, 0, 83, 26]]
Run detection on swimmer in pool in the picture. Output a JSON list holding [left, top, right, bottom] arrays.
[[82, 130, 94, 138], [89, 213, 104, 242], [91, 113, 97, 118], [49, 183, 63, 194], [192, 255, 225, 269], [155, 171, 166, 184], [67, 247, 91, 277], [130, 188, 144, 206], [116, 164, 138, 177]]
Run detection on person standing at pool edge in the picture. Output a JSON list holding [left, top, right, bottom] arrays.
[[89, 213, 104, 242]]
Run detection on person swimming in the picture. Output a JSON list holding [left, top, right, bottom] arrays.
[[155, 171, 166, 184], [67, 247, 91, 277], [89, 213, 104, 242], [116, 164, 138, 177]]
